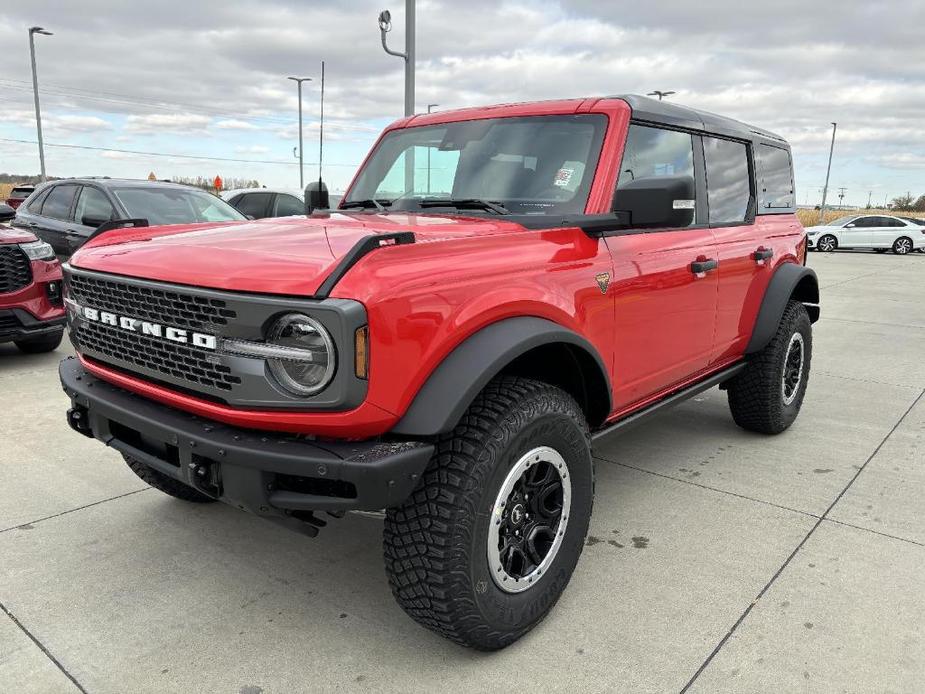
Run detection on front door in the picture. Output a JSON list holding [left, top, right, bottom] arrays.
[[841, 216, 876, 247], [607, 123, 718, 410]]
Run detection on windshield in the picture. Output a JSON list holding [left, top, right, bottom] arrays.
[[112, 187, 246, 226], [828, 215, 858, 227], [345, 114, 608, 215]]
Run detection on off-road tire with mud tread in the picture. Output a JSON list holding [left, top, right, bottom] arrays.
[[383, 376, 594, 650], [123, 454, 218, 503], [727, 300, 812, 434]]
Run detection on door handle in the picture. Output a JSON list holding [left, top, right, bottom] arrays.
[[753, 247, 774, 263], [690, 258, 718, 275]]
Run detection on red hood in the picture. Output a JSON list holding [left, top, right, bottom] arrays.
[[69, 213, 528, 295], [0, 225, 37, 244]]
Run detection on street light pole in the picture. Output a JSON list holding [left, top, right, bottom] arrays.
[[28, 27, 53, 182], [426, 103, 438, 194], [647, 90, 675, 101], [379, 1, 416, 193], [287, 76, 312, 190], [819, 122, 837, 224]]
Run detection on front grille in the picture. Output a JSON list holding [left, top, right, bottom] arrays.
[[68, 273, 237, 331], [68, 272, 242, 394], [0, 246, 32, 294], [77, 321, 241, 391]]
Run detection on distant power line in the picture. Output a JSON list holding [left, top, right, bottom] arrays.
[[0, 137, 359, 167]]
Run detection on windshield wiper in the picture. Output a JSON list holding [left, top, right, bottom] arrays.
[[340, 198, 388, 212], [418, 198, 510, 215]]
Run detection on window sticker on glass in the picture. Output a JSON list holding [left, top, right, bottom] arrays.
[[554, 168, 574, 188]]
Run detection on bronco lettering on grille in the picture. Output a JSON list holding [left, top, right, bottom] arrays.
[[71, 302, 217, 350]]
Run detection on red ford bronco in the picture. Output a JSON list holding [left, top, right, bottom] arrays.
[[60, 95, 818, 650], [0, 208, 65, 353]]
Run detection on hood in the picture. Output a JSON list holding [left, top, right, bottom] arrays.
[[69, 212, 528, 295], [0, 225, 37, 244]]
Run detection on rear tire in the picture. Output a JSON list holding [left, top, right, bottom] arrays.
[[893, 237, 913, 255], [383, 377, 594, 650], [817, 234, 837, 252], [14, 330, 63, 354], [123, 454, 217, 503], [727, 301, 812, 434]]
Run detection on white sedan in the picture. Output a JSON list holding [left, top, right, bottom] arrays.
[[806, 214, 925, 255]]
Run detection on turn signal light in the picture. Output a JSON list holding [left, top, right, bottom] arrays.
[[355, 326, 369, 379]]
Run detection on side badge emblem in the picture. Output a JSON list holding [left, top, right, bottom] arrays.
[[595, 272, 610, 294]]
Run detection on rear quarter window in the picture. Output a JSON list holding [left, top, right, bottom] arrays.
[[756, 145, 794, 211]]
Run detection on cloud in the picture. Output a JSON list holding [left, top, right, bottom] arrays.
[[124, 113, 213, 134], [234, 145, 269, 154], [216, 119, 260, 130]]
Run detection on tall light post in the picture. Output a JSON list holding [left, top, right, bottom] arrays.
[[647, 90, 675, 101], [426, 103, 438, 194], [29, 27, 52, 182], [287, 76, 312, 189], [379, 1, 416, 193], [818, 122, 837, 224]]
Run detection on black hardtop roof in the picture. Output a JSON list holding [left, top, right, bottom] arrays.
[[615, 94, 789, 149]]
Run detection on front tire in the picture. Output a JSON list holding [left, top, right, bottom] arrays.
[[727, 301, 812, 434], [893, 237, 913, 255], [383, 377, 594, 650], [817, 234, 838, 252], [14, 330, 63, 354]]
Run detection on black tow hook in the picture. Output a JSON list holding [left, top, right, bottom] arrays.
[[67, 406, 93, 438]]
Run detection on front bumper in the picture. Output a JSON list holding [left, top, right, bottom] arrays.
[[60, 357, 433, 534], [0, 308, 65, 343]]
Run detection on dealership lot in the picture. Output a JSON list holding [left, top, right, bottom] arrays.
[[1, 251, 923, 693]]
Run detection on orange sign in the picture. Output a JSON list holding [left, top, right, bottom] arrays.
[[147, 171, 157, 181], [213, 175, 223, 191]]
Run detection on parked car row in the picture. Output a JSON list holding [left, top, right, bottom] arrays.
[[805, 214, 925, 254]]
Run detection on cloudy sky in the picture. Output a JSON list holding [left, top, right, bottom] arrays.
[[2, 0, 923, 204]]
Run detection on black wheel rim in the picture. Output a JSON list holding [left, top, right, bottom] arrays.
[[782, 332, 805, 405], [488, 447, 570, 593]]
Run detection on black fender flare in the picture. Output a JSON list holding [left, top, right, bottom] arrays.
[[391, 316, 611, 436], [746, 263, 820, 354]]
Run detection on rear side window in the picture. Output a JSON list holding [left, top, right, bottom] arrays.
[[273, 194, 304, 216], [27, 187, 51, 213], [703, 137, 751, 224], [41, 185, 78, 221], [235, 192, 272, 218], [756, 145, 794, 211]]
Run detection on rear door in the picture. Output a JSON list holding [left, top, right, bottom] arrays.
[[703, 135, 765, 363], [31, 184, 79, 257], [869, 216, 906, 249], [608, 123, 718, 409]]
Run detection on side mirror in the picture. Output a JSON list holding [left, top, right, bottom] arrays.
[[304, 181, 330, 215], [82, 215, 112, 229], [0, 203, 14, 223], [845, 223, 855, 228], [612, 175, 696, 228]]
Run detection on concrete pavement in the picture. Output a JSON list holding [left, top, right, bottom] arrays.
[[1, 250, 923, 693]]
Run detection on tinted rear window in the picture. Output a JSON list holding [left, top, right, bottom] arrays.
[[703, 137, 751, 224], [756, 145, 794, 211]]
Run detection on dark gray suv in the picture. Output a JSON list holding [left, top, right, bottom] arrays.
[[13, 178, 245, 258]]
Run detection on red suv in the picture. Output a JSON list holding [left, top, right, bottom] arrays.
[[0, 213, 65, 353], [59, 95, 818, 649]]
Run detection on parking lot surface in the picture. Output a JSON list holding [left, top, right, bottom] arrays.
[[2, 251, 923, 693]]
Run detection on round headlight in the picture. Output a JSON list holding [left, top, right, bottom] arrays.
[[266, 313, 336, 396]]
